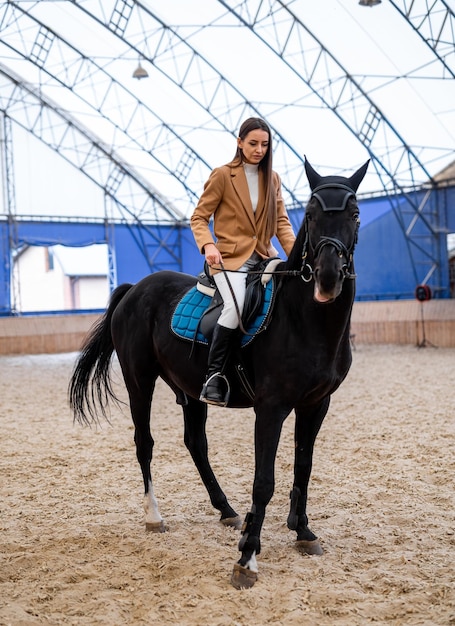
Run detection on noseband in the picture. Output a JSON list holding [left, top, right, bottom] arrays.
[[313, 235, 351, 260]]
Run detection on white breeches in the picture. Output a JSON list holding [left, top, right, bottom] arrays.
[[214, 254, 261, 329]]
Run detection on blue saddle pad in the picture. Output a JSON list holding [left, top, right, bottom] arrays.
[[171, 280, 274, 347]]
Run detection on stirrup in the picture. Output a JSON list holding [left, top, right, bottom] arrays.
[[199, 372, 230, 407]]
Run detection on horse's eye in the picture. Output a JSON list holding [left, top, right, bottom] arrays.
[[353, 213, 360, 222]]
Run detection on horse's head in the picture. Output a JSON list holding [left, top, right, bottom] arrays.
[[303, 158, 369, 303]]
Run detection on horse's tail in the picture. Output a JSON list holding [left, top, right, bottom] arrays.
[[68, 283, 133, 426]]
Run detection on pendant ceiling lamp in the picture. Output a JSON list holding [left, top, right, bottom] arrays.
[[132, 62, 149, 79]]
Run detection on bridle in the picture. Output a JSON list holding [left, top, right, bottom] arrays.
[[298, 182, 360, 283], [299, 221, 358, 284]]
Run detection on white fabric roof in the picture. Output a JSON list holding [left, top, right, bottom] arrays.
[[0, 0, 453, 221]]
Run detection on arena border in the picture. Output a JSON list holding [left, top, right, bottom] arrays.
[[0, 300, 454, 355]]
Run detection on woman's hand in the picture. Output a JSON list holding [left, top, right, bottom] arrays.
[[204, 243, 222, 267]]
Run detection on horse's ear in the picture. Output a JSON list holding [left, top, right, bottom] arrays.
[[349, 160, 370, 192], [304, 157, 322, 191]]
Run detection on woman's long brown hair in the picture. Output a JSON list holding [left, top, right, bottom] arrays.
[[229, 117, 277, 242]]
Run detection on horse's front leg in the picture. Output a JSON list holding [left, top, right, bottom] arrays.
[[287, 397, 330, 554], [183, 397, 241, 528], [231, 404, 289, 589]]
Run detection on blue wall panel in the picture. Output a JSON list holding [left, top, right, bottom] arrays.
[[114, 226, 150, 285], [181, 225, 204, 278], [0, 223, 11, 313], [443, 186, 455, 232], [114, 223, 199, 285], [16, 221, 107, 247], [356, 209, 417, 299]]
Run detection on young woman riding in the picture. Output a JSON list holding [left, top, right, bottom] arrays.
[[190, 117, 296, 406]]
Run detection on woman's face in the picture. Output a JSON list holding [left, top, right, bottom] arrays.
[[238, 129, 269, 164]]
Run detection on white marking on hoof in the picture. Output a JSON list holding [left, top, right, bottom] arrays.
[[143, 480, 164, 529], [145, 520, 166, 533], [245, 551, 258, 573]]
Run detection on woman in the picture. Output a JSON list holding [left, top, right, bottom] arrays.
[[190, 117, 296, 406]]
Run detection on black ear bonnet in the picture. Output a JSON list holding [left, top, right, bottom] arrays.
[[311, 181, 355, 212]]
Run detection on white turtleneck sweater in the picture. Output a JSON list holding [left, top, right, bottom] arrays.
[[243, 162, 259, 212]]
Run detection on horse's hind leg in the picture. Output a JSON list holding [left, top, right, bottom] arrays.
[[183, 397, 241, 529], [126, 375, 165, 532], [287, 397, 330, 554]]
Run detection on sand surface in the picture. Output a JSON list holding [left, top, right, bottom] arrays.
[[0, 344, 454, 625]]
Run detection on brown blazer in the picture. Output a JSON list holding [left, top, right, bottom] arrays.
[[190, 163, 295, 273]]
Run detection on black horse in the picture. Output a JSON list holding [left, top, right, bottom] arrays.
[[69, 158, 369, 589]]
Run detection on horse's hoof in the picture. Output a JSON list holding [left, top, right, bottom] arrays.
[[296, 538, 323, 555], [145, 521, 166, 533], [221, 515, 242, 530], [230, 563, 258, 590]]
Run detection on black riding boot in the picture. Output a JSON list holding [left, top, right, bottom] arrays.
[[200, 324, 237, 407]]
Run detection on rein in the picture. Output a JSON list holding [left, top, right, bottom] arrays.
[[211, 229, 356, 283], [208, 265, 301, 277]]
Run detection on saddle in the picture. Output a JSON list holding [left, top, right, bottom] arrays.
[[171, 258, 277, 347]]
